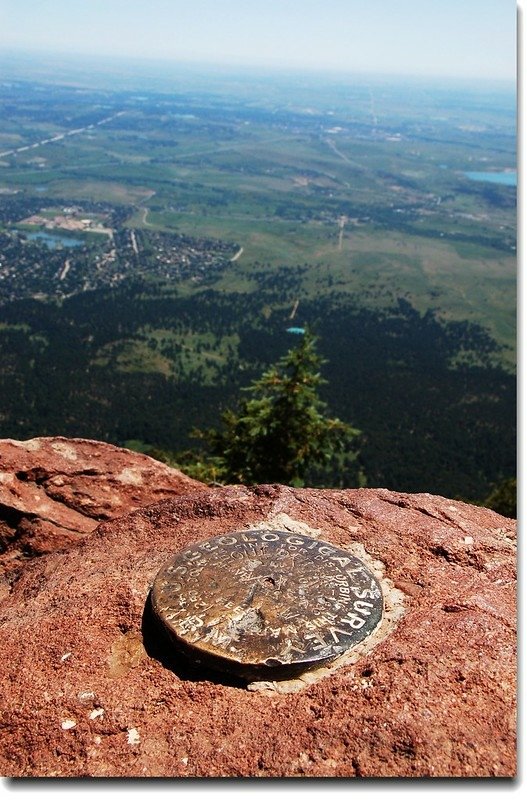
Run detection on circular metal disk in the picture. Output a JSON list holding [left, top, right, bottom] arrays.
[[151, 529, 383, 680]]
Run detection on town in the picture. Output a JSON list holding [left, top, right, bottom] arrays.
[[0, 200, 239, 303]]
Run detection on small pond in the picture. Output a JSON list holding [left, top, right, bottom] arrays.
[[24, 231, 85, 249], [463, 171, 517, 187]]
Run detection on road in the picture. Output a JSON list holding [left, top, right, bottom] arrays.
[[58, 259, 71, 281], [0, 112, 125, 159], [130, 230, 139, 255], [338, 216, 347, 251]]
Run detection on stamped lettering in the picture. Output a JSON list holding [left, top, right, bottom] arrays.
[[151, 529, 383, 680]]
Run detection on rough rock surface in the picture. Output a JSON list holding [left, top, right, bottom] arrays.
[[0, 436, 204, 579], [0, 484, 516, 778]]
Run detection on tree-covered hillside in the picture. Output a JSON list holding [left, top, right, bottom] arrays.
[[0, 279, 514, 501]]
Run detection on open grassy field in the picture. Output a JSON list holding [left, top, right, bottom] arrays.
[[0, 62, 516, 499], [0, 74, 515, 363]]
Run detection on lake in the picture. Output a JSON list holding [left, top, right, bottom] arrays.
[[24, 231, 85, 249], [464, 170, 517, 187]]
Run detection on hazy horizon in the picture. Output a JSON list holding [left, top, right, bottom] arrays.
[[0, 0, 517, 83], [0, 45, 517, 91]]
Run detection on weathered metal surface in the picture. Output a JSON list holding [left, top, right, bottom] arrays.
[[151, 529, 383, 680]]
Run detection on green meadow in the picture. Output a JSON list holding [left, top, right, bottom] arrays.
[[0, 68, 516, 499]]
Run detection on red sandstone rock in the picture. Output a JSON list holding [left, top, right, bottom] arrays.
[[0, 484, 516, 777], [0, 436, 204, 575]]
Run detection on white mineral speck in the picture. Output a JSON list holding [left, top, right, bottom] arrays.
[[61, 719, 77, 730], [464, 536, 474, 545], [78, 690, 96, 704], [89, 708, 104, 720], [117, 467, 143, 485], [60, 652, 72, 662], [50, 441, 78, 461], [181, 756, 189, 766], [127, 728, 140, 745], [15, 439, 41, 451]]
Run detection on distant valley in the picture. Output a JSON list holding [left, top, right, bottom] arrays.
[[0, 58, 516, 502]]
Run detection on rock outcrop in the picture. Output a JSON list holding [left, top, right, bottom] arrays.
[[0, 436, 204, 580], [0, 483, 516, 777]]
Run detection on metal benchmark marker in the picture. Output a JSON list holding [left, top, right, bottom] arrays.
[[151, 529, 383, 680]]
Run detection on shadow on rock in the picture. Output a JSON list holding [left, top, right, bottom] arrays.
[[141, 591, 248, 689]]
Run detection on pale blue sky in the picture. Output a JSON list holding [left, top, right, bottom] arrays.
[[0, 0, 517, 81]]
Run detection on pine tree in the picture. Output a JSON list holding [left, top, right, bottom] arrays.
[[483, 477, 516, 518], [199, 332, 359, 486]]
